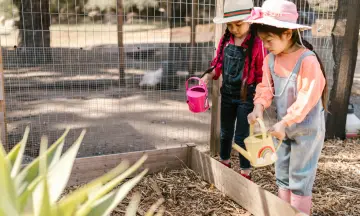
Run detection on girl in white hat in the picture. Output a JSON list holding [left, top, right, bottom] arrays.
[[246, 0, 327, 215], [201, 0, 266, 180]]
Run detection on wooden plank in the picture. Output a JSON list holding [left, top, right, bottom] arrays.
[[326, 0, 360, 139], [117, 0, 126, 86], [68, 146, 189, 186], [0, 48, 7, 150], [209, 0, 224, 156], [190, 148, 301, 216]]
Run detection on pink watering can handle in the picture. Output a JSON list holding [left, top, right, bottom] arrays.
[[185, 77, 207, 91]]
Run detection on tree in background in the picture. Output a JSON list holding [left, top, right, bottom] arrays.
[[14, 0, 51, 64]]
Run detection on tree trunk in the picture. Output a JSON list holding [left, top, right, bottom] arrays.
[[16, 0, 51, 64], [326, 0, 360, 139]]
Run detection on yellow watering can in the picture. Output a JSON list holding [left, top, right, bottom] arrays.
[[232, 118, 283, 167]]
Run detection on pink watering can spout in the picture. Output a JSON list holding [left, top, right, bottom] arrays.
[[186, 77, 209, 113]]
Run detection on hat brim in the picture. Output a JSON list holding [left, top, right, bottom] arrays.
[[213, 14, 250, 24], [245, 16, 311, 31]]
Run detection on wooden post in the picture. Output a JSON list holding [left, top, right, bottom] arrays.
[[0, 48, 8, 150], [210, 0, 224, 156], [188, 0, 198, 76], [117, 0, 126, 86], [326, 0, 360, 139]]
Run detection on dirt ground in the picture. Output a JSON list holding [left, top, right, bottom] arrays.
[[64, 138, 359, 216], [112, 169, 249, 216], [224, 139, 360, 216]]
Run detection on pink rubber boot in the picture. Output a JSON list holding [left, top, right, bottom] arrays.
[[291, 192, 312, 215], [278, 187, 290, 203]]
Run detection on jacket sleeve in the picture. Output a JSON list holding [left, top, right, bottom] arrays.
[[254, 41, 267, 84], [211, 36, 225, 80]]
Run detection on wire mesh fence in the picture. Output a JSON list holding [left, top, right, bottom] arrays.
[[1, 0, 216, 160], [0, 0, 351, 160]]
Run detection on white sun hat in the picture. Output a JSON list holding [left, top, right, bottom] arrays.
[[213, 0, 254, 24], [245, 0, 312, 31]]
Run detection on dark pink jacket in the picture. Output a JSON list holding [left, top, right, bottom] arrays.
[[211, 33, 266, 84]]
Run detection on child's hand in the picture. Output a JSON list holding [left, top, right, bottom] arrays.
[[247, 104, 264, 124], [200, 73, 210, 85], [200, 70, 215, 85], [268, 121, 287, 140]]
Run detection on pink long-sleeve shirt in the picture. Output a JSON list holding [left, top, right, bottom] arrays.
[[254, 48, 326, 127]]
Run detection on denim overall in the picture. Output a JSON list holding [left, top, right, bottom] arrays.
[[269, 50, 325, 196], [219, 44, 255, 170]]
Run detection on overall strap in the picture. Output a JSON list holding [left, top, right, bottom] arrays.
[[292, 50, 316, 76], [268, 53, 276, 75], [266, 50, 315, 98]]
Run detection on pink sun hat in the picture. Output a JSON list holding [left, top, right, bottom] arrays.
[[245, 0, 312, 31]]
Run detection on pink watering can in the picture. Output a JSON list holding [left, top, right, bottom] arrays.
[[186, 77, 209, 113]]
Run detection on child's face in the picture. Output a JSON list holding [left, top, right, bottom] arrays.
[[227, 21, 250, 38], [258, 29, 293, 55]]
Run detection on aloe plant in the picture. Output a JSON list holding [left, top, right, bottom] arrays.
[[0, 126, 163, 216]]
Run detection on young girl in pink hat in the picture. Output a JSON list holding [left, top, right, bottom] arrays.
[[201, 0, 266, 180], [246, 0, 327, 215]]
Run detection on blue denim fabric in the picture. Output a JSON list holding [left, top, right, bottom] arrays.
[[219, 43, 255, 170], [221, 44, 246, 95], [268, 51, 325, 196], [219, 93, 254, 169]]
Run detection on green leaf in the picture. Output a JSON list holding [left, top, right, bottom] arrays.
[[145, 198, 165, 216], [33, 137, 50, 216], [39, 178, 52, 216], [0, 141, 19, 216], [57, 161, 130, 216], [46, 130, 86, 204], [15, 128, 70, 195], [86, 169, 148, 216], [39, 136, 49, 175], [75, 154, 148, 216], [48, 140, 64, 170], [18, 176, 42, 212], [6, 126, 30, 168], [6, 144, 21, 168], [125, 192, 141, 216], [10, 126, 30, 178]]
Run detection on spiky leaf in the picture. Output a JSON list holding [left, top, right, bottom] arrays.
[[0, 141, 19, 216], [10, 126, 30, 178], [46, 130, 86, 204], [74, 154, 148, 216], [57, 161, 130, 216], [125, 192, 141, 216], [15, 128, 70, 195], [86, 169, 148, 216]]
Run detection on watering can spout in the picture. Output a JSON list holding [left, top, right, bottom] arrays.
[[232, 144, 251, 161]]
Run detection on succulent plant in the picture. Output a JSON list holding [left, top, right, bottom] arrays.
[[0, 126, 163, 216]]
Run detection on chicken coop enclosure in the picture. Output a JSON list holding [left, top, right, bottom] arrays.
[[0, 0, 339, 159], [1, 0, 359, 215]]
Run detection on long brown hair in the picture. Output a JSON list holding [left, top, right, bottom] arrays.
[[253, 24, 328, 111]]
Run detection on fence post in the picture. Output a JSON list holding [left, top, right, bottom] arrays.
[[188, 0, 199, 76], [0, 48, 8, 150], [210, 0, 224, 156], [326, 0, 360, 139], [117, 0, 126, 86]]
